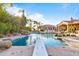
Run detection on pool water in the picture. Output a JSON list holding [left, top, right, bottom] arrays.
[[12, 33, 65, 46], [12, 36, 28, 46], [40, 34, 65, 46], [43, 37, 65, 46]]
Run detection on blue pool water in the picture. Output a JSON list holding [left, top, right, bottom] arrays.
[[39, 34, 65, 46], [12, 36, 28, 46], [12, 33, 65, 46]]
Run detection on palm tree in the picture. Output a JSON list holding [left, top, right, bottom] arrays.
[[18, 9, 27, 27], [33, 21, 43, 31], [29, 19, 33, 31]]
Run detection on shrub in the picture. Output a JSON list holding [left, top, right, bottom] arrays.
[[57, 38, 64, 42], [0, 23, 7, 34], [0, 34, 4, 38], [66, 34, 70, 36], [54, 34, 58, 37], [24, 26, 32, 31], [54, 34, 63, 37]]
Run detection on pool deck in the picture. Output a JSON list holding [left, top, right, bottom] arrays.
[[0, 46, 34, 56], [0, 46, 79, 56], [58, 37, 79, 48], [47, 46, 79, 56]]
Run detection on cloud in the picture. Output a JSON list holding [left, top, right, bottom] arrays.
[[6, 7, 52, 25], [28, 13, 50, 24], [6, 7, 50, 24], [6, 6, 24, 16], [6, 6, 28, 18]]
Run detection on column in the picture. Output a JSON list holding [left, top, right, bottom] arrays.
[[67, 24, 69, 32]]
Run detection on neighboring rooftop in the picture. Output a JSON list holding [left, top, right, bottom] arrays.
[[57, 17, 79, 26]]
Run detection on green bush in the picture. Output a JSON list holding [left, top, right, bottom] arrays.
[[0, 22, 20, 35], [54, 34, 58, 37], [57, 38, 64, 42], [0, 23, 7, 34], [0, 34, 4, 38], [54, 34, 62, 37], [24, 26, 32, 31], [0, 4, 31, 35]]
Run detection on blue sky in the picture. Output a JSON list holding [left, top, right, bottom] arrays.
[[12, 3, 79, 25]]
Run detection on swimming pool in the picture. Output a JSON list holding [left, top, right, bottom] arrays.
[[12, 33, 65, 46], [12, 36, 29, 46]]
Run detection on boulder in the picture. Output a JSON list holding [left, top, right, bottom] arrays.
[[0, 39, 12, 49]]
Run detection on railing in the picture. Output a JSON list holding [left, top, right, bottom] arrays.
[[32, 39, 48, 56]]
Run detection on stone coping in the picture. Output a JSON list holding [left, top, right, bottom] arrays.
[[0, 35, 27, 41], [58, 37, 79, 42]]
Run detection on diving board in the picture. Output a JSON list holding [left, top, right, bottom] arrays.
[[32, 39, 48, 56]]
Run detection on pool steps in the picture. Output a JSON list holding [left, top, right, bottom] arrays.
[[33, 39, 48, 56]]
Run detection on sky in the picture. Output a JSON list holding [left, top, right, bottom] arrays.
[[6, 3, 79, 25]]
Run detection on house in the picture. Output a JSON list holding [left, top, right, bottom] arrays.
[[57, 17, 79, 34], [38, 24, 57, 33]]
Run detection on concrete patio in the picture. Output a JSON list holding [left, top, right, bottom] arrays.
[[0, 46, 34, 56], [0, 46, 79, 56]]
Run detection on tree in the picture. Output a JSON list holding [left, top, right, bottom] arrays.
[[0, 3, 21, 35], [18, 9, 27, 27]]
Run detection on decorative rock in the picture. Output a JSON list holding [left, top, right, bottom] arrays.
[[0, 39, 12, 49]]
